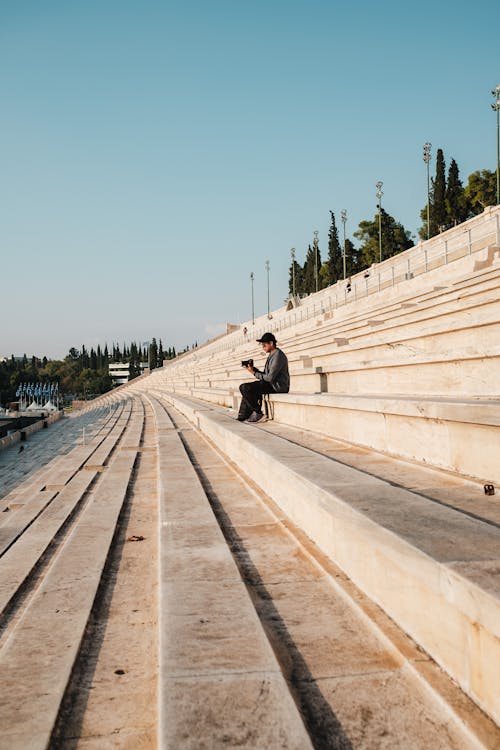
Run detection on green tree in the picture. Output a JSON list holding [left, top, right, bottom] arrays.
[[354, 208, 413, 268], [446, 158, 467, 226], [302, 244, 316, 294], [149, 338, 158, 370], [431, 148, 447, 235], [327, 211, 343, 285], [319, 262, 330, 288], [315, 241, 323, 290], [464, 169, 497, 215], [128, 342, 141, 380], [344, 239, 360, 277], [158, 339, 165, 366], [288, 259, 303, 296], [81, 345, 89, 369]]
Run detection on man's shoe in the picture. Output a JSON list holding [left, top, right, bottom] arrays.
[[245, 411, 267, 423]]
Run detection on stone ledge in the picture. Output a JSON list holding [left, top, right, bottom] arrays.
[[144, 394, 314, 749], [270, 392, 500, 427], [158, 391, 500, 728]]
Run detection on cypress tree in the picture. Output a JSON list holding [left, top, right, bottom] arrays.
[[149, 338, 158, 370], [288, 259, 302, 296], [158, 339, 164, 366], [327, 211, 343, 284], [431, 148, 447, 235], [303, 244, 316, 294], [446, 159, 467, 226], [128, 342, 141, 379], [315, 241, 323, 290]]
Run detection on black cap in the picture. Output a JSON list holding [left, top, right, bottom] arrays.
[[256, 332, 276, 344]]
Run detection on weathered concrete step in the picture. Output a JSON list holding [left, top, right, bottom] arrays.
[[310, 317, 500, 372], [173, 405, 500, 749], [77, 416, 129, 467], [0, 403, 133, 543], [258, 418, 500, 527], [157, 391, 500, 729], [0, 488, 60, 557], [268, 391, 500, 484], [273, 392, 500, 427], [0, 441, 104, 524], [146, 394, 314, 750], [0, 406, 123, 515], [303, 268, 499, 363], [118, 399, 145, 448], [279, 284, 500, 360], [0, 402, 129, 502], [149, 248, 500, 383], [0, 420, 142, 749], [148, 260, 500, 392], [279, 302, 500, 378], [0, 458, 66, 516], [48, 400, 159, 748], [149, 384, 500, 483], [180, 343, 500, 399], [0, 469, 98, 615], [321, 355, 500, 398]]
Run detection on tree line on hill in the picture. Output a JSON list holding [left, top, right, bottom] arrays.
[[0, 337, 178, 406], [289, 156, 498, 295]]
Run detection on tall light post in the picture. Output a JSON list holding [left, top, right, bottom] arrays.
[[376, 181, 383, 263], [423, 143, 432, 239], [265, 260, 270, 318], [492, 85, 500, 205], [340, 209, 347, 280], [313, 230, 319, 292], [290, 248, 296, 298], [250, 272, 255, 325]]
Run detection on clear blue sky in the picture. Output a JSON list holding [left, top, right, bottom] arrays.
[[1, 0, 498, 358]]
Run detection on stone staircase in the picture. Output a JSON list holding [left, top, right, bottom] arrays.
[[133, 223, 500, 485], [2, 207, 500, 748]]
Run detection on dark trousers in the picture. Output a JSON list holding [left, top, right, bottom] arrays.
[[238, 380, 274, 420]]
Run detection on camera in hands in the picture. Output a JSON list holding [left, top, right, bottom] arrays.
[[241, 358, 254, 368]]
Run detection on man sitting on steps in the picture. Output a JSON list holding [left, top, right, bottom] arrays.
[[238, 332, 290, 423]]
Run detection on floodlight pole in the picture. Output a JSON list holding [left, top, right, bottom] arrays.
[[340, 209, 347, 280], [423, 143, 432, 239], [376, 181, 383, 263], [265, 260, 270, 318], [250, 272, 255, 325], [492, 85, 500, 205], [290, 248, 296, 298], [313, 230, 319, 292]]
